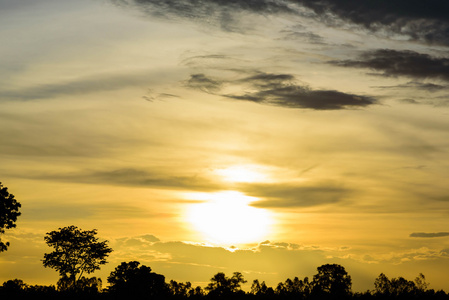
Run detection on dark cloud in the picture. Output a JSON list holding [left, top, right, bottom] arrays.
[[185, 73, 222, 94], [280, 29, 326, 44], [112, 0, 294, 32], [244, 182, 351, 208], [186, 72, 376, 110], [399, 98, 421, 105], [113, 0, 449, 45], [332, 49, 449, 82], [24, 168, 222, 191], [296, 0, 449, 45], [410, 232, 449, 238], [375, 81, 448, 92], [224, 87, 375, 110], [81, 168, 222, 190], [143, 91, 180, 102], [180, 55, 233, 68]]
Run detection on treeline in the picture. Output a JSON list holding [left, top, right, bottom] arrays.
[[1, 221, 449, 300], [1, 263, 449, 300]]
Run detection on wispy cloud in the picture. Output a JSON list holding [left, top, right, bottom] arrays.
[[410, 232, 449, 238], [113, 0, 449, 45], [244, 182, 351, 208], [20, 168, 223, 192], [112, 0, 294, 32], [331, 49, 449, 82], [186, 74, 222, 94], [0, 71, 155, 101], [186, 72, 376, 110], [374, 81, 449, 92], [297, 0, 449, 45]]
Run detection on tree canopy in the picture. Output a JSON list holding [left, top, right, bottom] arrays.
[[107, 261, 166, 297], [0, 182, 21, 252], [312, 264, 352, 297], [1, 262, 446, 300], [205, 272, 247, 297], [42, 225, 112, 289]]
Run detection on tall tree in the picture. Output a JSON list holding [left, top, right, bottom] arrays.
[[414, 273, 429, 292], [251, 279, 274, 297], [42, 225, 112, 289], [0, 182, 21, 252], [107, 261, 166, 298], [374, 273, 391, 295], [205, 272, 247, 297], [312, 264, 352, 298]]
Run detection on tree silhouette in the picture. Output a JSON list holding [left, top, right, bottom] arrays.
[[169, 280, 192, 298], [107, 261, 166, 298], [0, 182, 21, 252], [251, 279, 275, 298], [205, 272, 247, 298], [374, 273, 391, 296], [414, 273, 429, 292], [57, 275, 102, 294], [2, 279, 27, 293], [0, 265, 447, 300], [42, 225, 112, 290], [373, 272, 427, 297], [312, 264, 352, 298], [390, 277, 416, 296], [276, 276, 310, 299]]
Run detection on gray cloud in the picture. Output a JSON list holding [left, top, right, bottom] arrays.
[[0, 71, 155, 101], [332, 49, 449, 82], [24, 202, 159, 221], [375, 81, 448, 92], [112, 0, 294, 32], [224, 87, 375, 110], [113, 0, 449, 45], [243, 182, 351, 208], [296, 0, 449, 46], [410, 232, 449, 238], [29, 168, 222, 191], [186, 72, 376, 110], [280, 29, 326, 44], [186, 73, 222, 94], [180, 55, 235, 68]]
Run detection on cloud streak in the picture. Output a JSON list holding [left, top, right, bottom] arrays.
[[0, 71, 156, 101], [114, 0, 449, 45], [243, 182, 351, 208], [296, 0, 449, 45], [186, 72, 376, 110], [332, 49, 449, 82], [374, 81, 449, 92], [112, 0, 294, 32], [15, 168, 224, 192], [410, 232, 449, 238]]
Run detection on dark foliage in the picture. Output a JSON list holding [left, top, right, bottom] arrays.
[[107, 261, 167, 299], [0, 182, 21, 252], [2, 259, 449, 300], [42, 225, 112, 290]]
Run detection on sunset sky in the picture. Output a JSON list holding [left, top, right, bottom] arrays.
[[1, 0, 449, 292]]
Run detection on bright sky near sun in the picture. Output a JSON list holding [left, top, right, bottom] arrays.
[[1, 0, 449, 293]]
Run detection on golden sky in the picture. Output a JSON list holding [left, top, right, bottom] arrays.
[[1, 0, 449, 292]]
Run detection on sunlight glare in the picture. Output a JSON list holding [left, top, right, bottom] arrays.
[[186, 191, 272, 245], [215, 165, 269, 183]]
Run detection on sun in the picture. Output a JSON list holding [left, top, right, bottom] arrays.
[[214, 165, 269, 183], [186, 191, 272, 245]]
